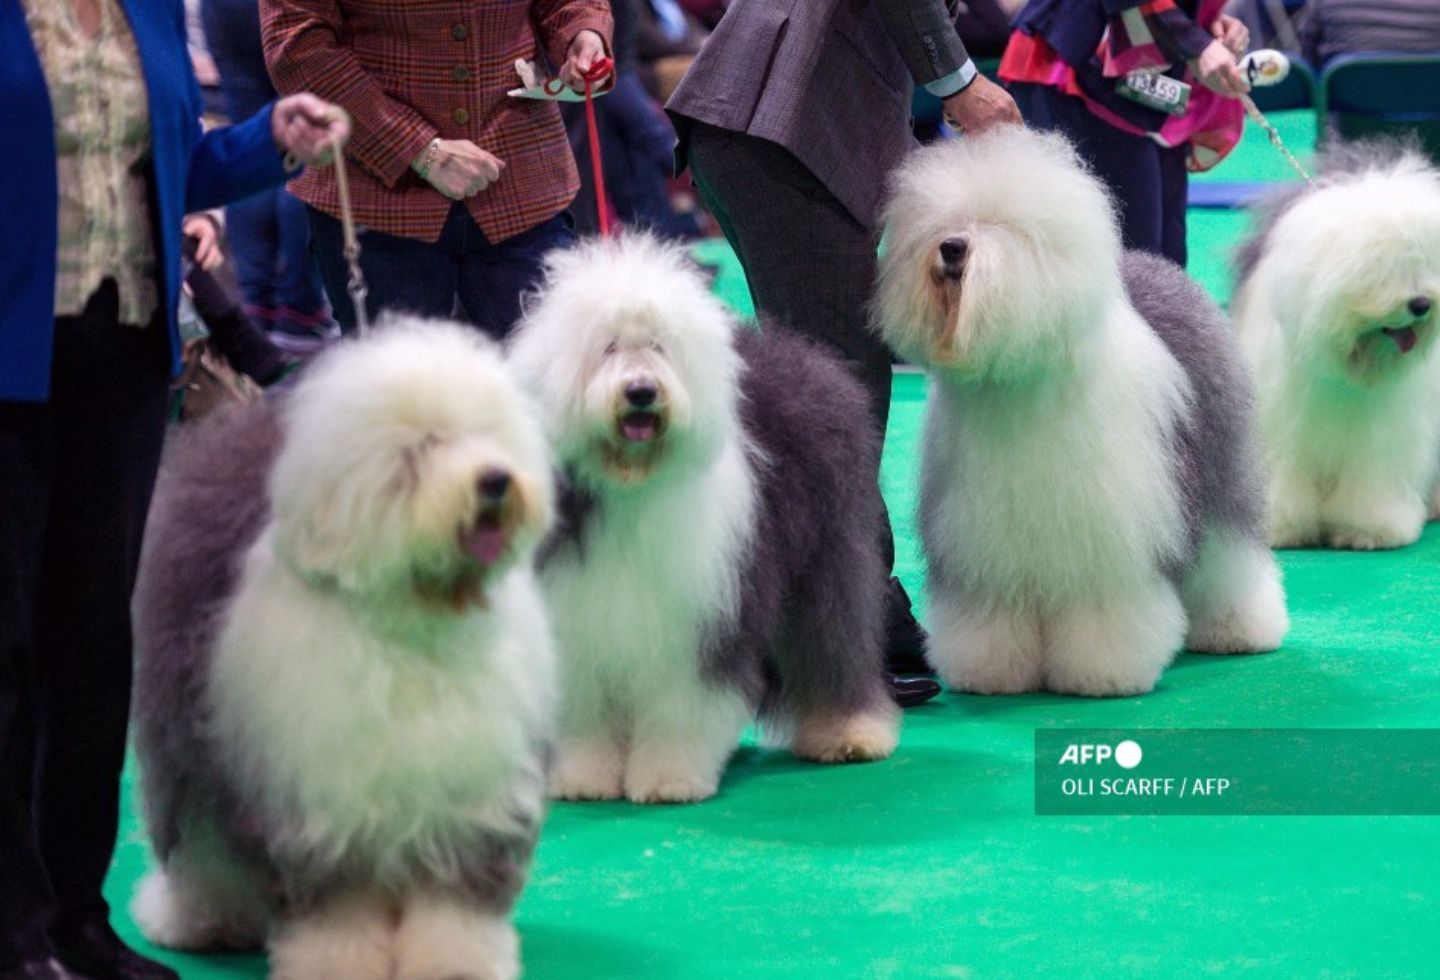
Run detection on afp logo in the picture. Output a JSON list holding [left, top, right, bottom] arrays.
[[1058, 739, 1143, 769]]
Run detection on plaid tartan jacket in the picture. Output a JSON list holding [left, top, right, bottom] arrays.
[[261, 0, 612, 243]]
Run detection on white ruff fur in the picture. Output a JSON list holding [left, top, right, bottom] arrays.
[[1233, 157, 1440, 550], [545, 440, 757, 803], [923, 302, 1193, 696], [878, 128, 1287, 697], [210, 541, 554, 878], [133, 320, 555, 980]]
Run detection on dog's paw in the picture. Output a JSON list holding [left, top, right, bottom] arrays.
[[1326, 521, 1421, 551], [925, 600, 1043, 695], [395, 898, 518, 980], [623, 767, 719, 804], [791, 708, 899, 763], [269, 895, 394, 980], [548, 742, 625, 801]]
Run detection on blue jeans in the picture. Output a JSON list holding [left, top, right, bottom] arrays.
[[1011, 82, 1190, 267], [201, 0, 328, 327], [308, 204, 577, 340]]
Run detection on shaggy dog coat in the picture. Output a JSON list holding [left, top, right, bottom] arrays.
[[131, 322, 555, 980], [510, 235, 899, 804], [874, 127, 1289, 697], [1232, 140, 1440, 550]]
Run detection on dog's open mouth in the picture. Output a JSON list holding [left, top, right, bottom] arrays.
[[1382, 326, 1419, 354], [458, 507, 508, 567], [619, 410, 663, 444]]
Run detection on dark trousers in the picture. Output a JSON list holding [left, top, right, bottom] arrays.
[[202, 0, 328, 329], [1011, 82, 1190, 267], [684, 122, 898, 571], [0, 282, 170, 963], [309, 204, 576, 341]]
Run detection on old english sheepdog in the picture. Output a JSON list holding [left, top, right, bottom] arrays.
[[1232, 142, 1440, 550], [130, 320, 556, 980], [508, 235, 899, 804], [874, 127, 1288, 697]]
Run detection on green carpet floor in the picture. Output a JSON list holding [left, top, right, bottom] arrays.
[[103, 112, 1440, 977]]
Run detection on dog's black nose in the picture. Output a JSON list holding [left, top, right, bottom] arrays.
[[478, 469, 511, 502], [625, 381, 658, 408], [939, 236, 969, 268], [1409, 296, 1432, 318]]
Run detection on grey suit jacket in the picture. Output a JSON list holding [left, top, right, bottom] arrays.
[[667, 0, 969, 226]]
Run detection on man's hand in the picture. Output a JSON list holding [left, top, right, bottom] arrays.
[[1212, 14, 1250, 58], [942, 75, 1023, 134], [272, 94, 349, 166], [1190, 38, 1250, 97], [182, 214, 223, 271], [414, 140, 506, 200], [561, 30, 608, 91]]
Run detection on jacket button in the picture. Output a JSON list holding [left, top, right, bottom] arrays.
[[452, 107, 470, 125], [451, 23, 468, 41], [452, 65, 470, 82]]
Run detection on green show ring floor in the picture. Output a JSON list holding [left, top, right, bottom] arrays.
[[103, 111, 1440, 977]]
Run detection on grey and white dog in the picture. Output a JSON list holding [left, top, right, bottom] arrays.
[[509, 234, 899, 804], [1232, 140, 1440, 550], [130, 321, 556, 980], [874, 127, 1289, 697]]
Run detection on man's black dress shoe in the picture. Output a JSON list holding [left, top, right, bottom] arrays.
[[0, 958, 96, 980], [888, 673, 942, 708], [884, 577, 932, 676], [51, 920, 177, 980]]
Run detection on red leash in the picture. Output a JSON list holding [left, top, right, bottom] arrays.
[[581, 58, 614, 236]]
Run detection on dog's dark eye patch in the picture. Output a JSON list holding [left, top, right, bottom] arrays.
[[648, 340, 665, 355], [603, 340, 618, 356]]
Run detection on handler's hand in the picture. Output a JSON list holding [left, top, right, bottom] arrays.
[[272, 93, 349, 166], [1212, 14, 1250, 58], [561, 30, 608, 91], [416, 140, 506, 200], [942, 75, 1023, 134], [1191, 39, 1250, 97], [182, 214, 223, 271]]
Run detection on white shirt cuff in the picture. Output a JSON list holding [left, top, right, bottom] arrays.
[[924, 59, 979, 99]]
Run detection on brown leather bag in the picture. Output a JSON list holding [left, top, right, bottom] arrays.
[[173, 337, 261, 422]]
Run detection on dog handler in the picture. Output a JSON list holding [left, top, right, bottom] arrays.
[[0, 1, 344, 976], [667, 0, 1021, 707]]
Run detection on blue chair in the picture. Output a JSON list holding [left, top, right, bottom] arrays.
[[1318, 52, 1440, 160]]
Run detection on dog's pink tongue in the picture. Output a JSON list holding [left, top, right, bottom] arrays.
[[622, 413, 659, 443], [460, 525, 507, 566], [1385, 327, 1418, 353]]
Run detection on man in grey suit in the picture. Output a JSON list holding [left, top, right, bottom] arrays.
[[667, 0, 1020, 706]]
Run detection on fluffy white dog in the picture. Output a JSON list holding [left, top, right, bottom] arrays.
[[1232, 142, 1440, 549], [874, 127, 1289, 697], [130, 320, 556, 980], [510, 235, 898, 804]]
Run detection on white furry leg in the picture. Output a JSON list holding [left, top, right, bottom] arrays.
[[1266, 470, 1325, 549], [791, 703, 900, 764], [1323, 485, 1426, 550], [131, 834, 269, 953], [394, 893, 518, 980], [269, 893, 394, 980], [1042, 582, 1185, 697], [925, 594, 1042, 695], [1181, 530, 1289, 654], [549, 734, 626, 801], [623, 683, 749, 804]]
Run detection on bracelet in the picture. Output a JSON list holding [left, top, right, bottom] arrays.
[[414, 138, 442, 180]]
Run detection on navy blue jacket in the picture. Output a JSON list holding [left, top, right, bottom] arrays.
[[0, 0, 290, 401]]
